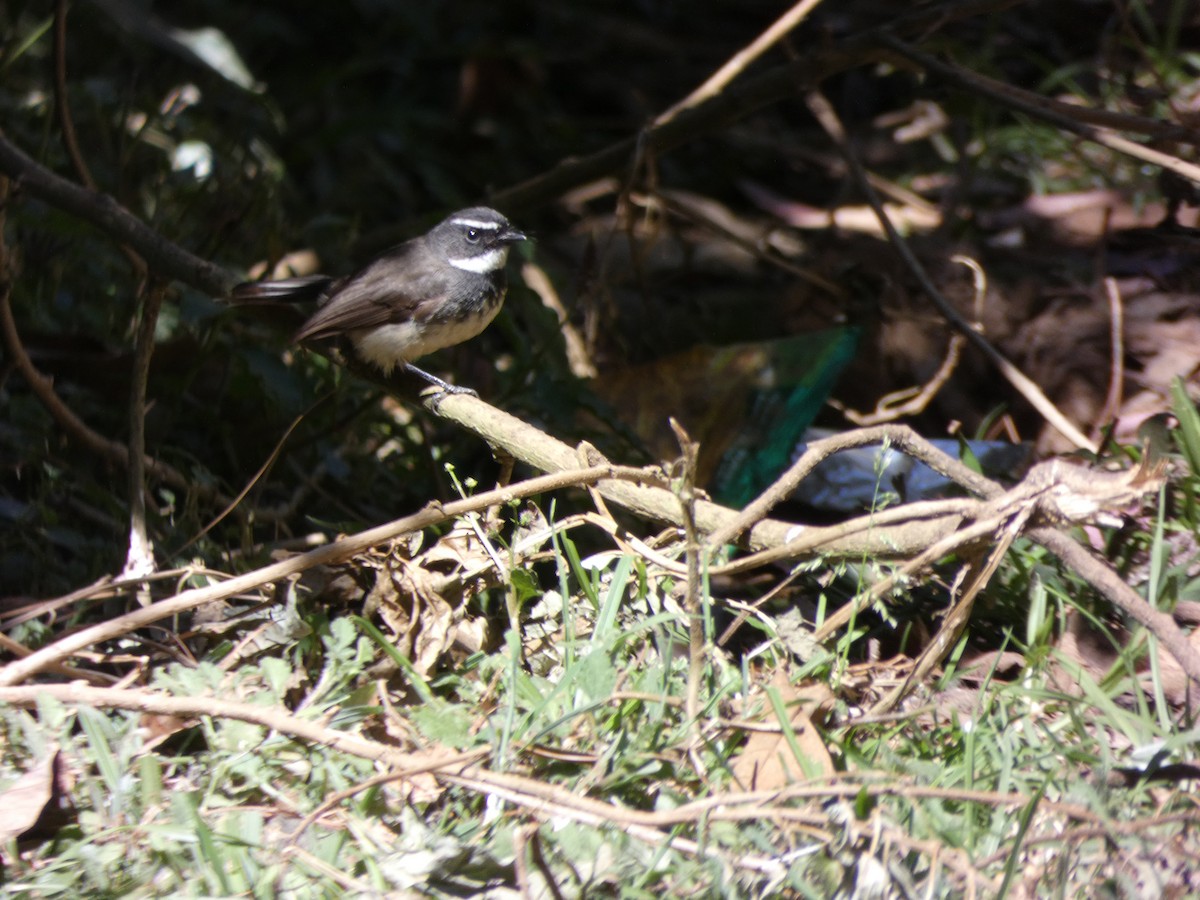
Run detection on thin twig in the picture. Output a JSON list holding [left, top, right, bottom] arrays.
[[669, 419, 706, 736], [520, 261, 597, 378], [1030, 527, 1200, 684], [804, 90, 1098, 452], [835, 333, 964, 426], [654, 0, 826, 125], [880, 35, 1200, 183], [123, 278, 167, 586], [1100, 276, 1125, 429], [835, 254, 983, 426], [0, 131, 235, 296], [52, 0, 94, 191], [0, 464, 664, 686], [705, 423, 998, 549]]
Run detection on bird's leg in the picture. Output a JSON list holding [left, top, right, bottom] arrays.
[[405, 362, 478, 397]]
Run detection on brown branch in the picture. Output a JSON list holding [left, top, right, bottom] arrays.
[[53, 0, 95, 192], [424, 393, 967, 559], [0, 130, 236, 297], [704, 423, 999, 549], [1030, 527, 1200, 685], [0, 265, 236, 508]]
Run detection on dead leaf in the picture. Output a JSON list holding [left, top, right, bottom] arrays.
[[368, 528, 497, 676], [139, 713, 194, 752], [731, 673, 834, 791], [0, 746, 72, 851]]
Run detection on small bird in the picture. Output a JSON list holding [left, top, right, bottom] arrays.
[[230, 207, 527, 393]]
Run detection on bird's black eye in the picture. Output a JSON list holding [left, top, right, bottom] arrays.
[[465, 228, 481, 243]]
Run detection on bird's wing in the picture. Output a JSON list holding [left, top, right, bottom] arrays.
[[292, 248, 451, 342]]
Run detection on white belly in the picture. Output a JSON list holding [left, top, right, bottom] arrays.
[[351, 302, 503, 374]]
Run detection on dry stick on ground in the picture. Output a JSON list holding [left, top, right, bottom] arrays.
[[0, 465, 660, 686], [834, 253, 982, 426], [1100, 276, 1125, 429], [424, 395, 1200, 684], [10, 682, 1169, 890], [705, 423, 999, 550], [425, 393, 971, 559], [834, 332, 965, 426], [806, 89, 1098, 453]]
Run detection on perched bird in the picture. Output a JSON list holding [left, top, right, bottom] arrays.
[[230, 207, 527, 392]]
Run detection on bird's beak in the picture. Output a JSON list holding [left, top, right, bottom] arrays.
[[499, 226, 528, 244]]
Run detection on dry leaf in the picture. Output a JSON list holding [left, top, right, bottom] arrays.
[[731, 674, 834, 791], [0, 746, 71, 851], [368, 528, 497, 676], [138, 713, 194, 752]]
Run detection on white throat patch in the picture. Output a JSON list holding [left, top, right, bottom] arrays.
[[448, 246, 508, 273]]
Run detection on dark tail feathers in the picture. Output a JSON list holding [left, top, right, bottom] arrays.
[[226, 275, 331, 305]]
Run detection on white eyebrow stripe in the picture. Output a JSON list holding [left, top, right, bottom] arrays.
[[450, 218, 501, 230], [448, 247, 508, 272]]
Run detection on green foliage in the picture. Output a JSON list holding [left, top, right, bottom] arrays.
[[5, 463, 1200, 895]]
